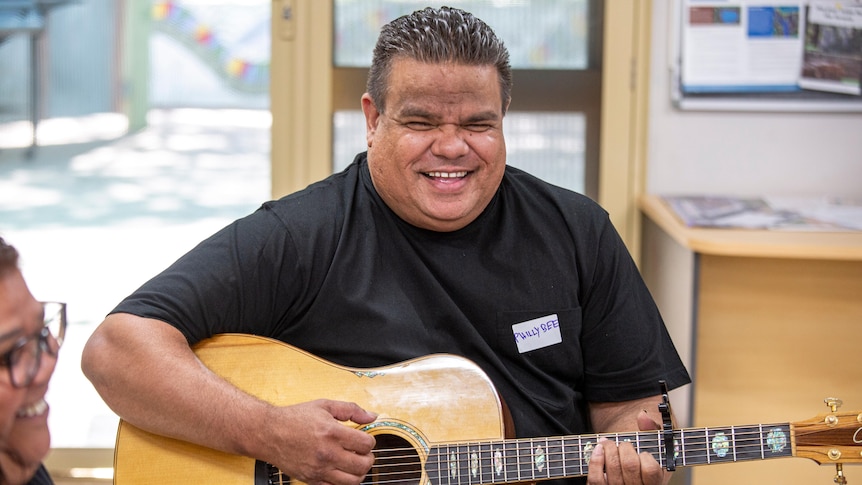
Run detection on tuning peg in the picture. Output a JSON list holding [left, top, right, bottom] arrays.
[[833, 463, 847, 485], [825, 398, 843, 413]]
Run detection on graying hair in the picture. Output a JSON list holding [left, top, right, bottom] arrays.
[[366, 6, 512, 114]]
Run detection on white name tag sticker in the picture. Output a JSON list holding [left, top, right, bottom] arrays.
[[512, 314, 562, 353]]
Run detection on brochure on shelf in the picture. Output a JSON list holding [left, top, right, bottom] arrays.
[[662, 195, 862, 231]]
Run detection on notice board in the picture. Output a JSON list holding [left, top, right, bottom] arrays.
[[671, 0, 862, 111]]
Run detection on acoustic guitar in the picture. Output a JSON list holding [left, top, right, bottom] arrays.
[[113, 334, 862, 484]]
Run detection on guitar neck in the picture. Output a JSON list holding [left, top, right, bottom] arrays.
[[424, 423, 793, 483]]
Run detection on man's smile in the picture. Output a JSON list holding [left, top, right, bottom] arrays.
[[423, 171, 468, 179]]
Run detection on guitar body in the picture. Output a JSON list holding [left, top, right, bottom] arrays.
[[114, 334, 506, 485]]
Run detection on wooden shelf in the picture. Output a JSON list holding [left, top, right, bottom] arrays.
[[638, 194, 862, 261]]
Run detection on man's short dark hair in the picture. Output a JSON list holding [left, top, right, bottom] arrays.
[[367, 6, 513, 115]]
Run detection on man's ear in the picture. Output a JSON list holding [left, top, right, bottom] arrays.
[[361, 93, 380, 147]]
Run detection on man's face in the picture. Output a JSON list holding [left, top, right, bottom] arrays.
[[362, 57, 508, 232]]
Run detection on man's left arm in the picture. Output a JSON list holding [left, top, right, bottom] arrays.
[[586, 395, 674, 485]]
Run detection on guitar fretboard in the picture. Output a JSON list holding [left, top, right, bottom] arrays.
[[424, 423, 793, 484]]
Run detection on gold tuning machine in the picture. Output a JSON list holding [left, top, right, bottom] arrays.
[[825, 398, 848, 484], [834, 464, 847, 485], [825, 398, 844, 412]]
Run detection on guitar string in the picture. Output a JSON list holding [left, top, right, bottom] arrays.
[[319, 430, 783, 481], [269, 428, 789, 483], [361, 428, 783, 460]]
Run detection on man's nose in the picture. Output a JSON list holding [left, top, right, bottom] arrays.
[[430, 124, 470, 159]]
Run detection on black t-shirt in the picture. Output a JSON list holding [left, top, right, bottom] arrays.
[[25, 465, 53, 485], [115, 153, 689, 479]]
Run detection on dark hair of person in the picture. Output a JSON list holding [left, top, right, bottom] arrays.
[[0, 236, 19, 277], [367, 6, 513, 115]]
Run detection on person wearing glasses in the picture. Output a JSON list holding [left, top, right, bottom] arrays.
[[0, 237, 66, 485], [82, 7, 689, 485]]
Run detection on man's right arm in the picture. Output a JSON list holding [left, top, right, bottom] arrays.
[[81, 313, 377, 485]]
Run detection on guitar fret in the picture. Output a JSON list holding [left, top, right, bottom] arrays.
[[478, 442, 490, 485], [759, 424, 765, 460], [545, 437, 562, 479], [518, 438, 532, 482], [636, 431, 661, 465], [504, 438, 518, 483], [679, 428, 707, 465], [680, 428, 686, 466], [561, 435, 583, 478], [579, 436, 586, 477], [559, 437, 567, 477], [742, 425, 762, 461], [455, 445, 470, 485], [731, 426, 737, 462]]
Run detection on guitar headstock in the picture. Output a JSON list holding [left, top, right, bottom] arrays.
[[792, 408, 862, 465]]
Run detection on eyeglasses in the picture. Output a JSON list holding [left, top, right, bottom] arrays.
[[0, 301, 66, 388]]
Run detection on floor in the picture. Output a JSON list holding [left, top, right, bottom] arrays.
[[0, 108, 271, 480]]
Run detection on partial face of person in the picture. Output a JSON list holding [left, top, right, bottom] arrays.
[[0, 270, 56, 482], [362, 57, 508, 232]]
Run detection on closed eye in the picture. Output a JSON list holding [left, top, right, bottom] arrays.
[[463, 123, 493, 133], [404, 121, 435, 131]]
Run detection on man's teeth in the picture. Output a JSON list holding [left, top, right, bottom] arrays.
[[16, 399, 47, 418], [426, 171, 467, 178]]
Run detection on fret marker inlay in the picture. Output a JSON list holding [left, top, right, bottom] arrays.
[[582, 441, 595, 465], [711, 432, 729, 458], [767, 428, 788, 453], [535, 445, 546, 472], [493, 448, 504, 476], [449, 451, 457, 478]]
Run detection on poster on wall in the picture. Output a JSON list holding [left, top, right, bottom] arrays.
[[680, 1, 805, 93], [799, 1, 862, 95]]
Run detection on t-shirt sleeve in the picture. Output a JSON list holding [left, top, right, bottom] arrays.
[[578, 216, 690, 402], [111, 205, 303, 344]]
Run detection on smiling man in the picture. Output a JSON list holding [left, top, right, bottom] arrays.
[[83, 7, 689, 485]]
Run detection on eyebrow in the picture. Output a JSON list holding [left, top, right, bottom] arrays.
[[396, 106, 501, 124], [0, 328, 22, 344]]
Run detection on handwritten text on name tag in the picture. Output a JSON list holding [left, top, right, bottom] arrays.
[[512, 314, 562, 353]]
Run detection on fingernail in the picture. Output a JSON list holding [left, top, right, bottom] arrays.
[[594, 443, 604, 456]]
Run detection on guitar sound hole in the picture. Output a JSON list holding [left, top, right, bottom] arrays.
[[365, 433, 421, 485]]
